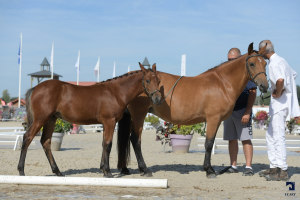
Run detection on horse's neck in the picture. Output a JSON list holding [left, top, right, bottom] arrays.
[[114, 72, 144, 105], [217, 55, 250, 99]]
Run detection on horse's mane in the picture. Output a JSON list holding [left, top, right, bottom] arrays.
[[96, 69, 144, 85], [202, 60, 232, 74], [202, 53, 252, 74]]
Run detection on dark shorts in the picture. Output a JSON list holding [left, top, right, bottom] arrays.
[[223, 108, 253, 141]]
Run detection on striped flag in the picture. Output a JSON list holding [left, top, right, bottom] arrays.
[[18, 33, 23, 108], [18, 45, 21, 64]]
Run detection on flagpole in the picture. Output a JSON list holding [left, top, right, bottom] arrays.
[[50, 42, 54, 79], [18, 33, 22, 108], [77, 51, 80, 85], [97, 57, 100, 82]]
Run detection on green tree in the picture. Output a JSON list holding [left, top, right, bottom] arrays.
[[2, 89, 10, 103]]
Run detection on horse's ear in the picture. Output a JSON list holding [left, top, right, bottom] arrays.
[[152, 63, 157, 73], [139, 62, 146, 72], [248, 42, 254, 55]]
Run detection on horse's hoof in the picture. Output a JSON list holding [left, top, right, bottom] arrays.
[[56, 173, 64, 177], [206, 173, 217, 179], [104, 173, 113, 178], [121, 168, 131, 175], [141, 170, 153, 177]]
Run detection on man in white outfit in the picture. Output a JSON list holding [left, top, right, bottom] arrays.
[[258, 40, 300, 181]]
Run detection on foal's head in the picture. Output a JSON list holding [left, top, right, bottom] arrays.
[[246, 43, 269, 93], [139, 62, 162, 104]]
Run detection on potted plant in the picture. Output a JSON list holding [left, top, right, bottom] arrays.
[[169, 123, 205, 153], [293, 117, 300, 135], [253, 110, 269, 129], [52, 119, 72, 151], [286, 117, 300, 135], [145, 114, 161, 129]]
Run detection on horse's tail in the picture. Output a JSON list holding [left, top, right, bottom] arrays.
[[25, 87, 35, 130], [117, 109, 131, 170]]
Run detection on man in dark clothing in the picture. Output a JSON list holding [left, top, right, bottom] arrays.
[[223, 48, 257, 176]]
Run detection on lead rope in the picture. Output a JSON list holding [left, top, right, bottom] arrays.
[[163, 76, 183, 101], [260, 92, 271, 105]]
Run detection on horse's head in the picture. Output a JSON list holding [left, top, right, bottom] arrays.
[[246, 42, 269, 93], [139, 62, 162, 105]]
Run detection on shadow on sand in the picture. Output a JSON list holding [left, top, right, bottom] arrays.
[[61, 163, 300, 178]]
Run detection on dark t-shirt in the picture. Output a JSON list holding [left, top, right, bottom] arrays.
[[234, 81, 256, 111]]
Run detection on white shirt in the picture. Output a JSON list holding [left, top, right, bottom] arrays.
[[268, 53, 300, 118]]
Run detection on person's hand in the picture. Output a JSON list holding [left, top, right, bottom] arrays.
[[241, 114, 251, 124], [272, 89, 285, 98]]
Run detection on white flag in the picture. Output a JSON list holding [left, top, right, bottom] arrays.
[[75, 50, 80, 85], [94, 57, 100, 82], [181, 54, 186, 76], [50, 42, 54, 79], [75, 50, 80, 70], [128, 65, 130, 72], [113, 61, 116, 78]]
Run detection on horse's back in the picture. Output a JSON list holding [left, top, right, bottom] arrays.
[[154, 71, 232, 123]]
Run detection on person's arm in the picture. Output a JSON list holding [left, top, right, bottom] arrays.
[[241, 88, 257, 124], [272, 78, 285, 98]]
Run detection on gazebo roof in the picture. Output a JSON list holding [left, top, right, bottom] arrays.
[[41, 57, 50, 66], [28, 70, 62, 78], [142, 57, 150, 67]]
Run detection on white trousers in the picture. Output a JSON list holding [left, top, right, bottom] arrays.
[[266, 109, 288, 170]]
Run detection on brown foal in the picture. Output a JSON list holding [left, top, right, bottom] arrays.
[[117, 43, 269, 178], [18, 63, 162, 177]]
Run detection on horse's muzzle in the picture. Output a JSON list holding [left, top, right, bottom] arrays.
[[259, 84, 268, 93], [152, 95, 162, 105]]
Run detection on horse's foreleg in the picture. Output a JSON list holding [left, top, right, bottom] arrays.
[[100, 120, 115, 178], [18, 121, 43, 176], [203, 118, 221, 178], [130, 130, 152, 177], [41, 117, 63, 176]]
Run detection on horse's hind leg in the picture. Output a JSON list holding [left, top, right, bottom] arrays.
[[130, 129, 152, 177], [41, 117, 63, 176], [18, 121, 43, 176], [203, 118, 221, 178], [100, 119, 115, 178], [126, 105, 152, 177]]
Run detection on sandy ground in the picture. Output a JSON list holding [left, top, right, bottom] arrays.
[[0, 121, 299, 200]]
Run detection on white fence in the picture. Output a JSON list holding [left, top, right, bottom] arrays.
[[0, 127, 25, 150], [79, 124, 103, 133], [198, 137, 300, 155]]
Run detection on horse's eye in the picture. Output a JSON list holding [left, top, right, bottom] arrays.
[[250, 63, 255, 67], [146, 80, 150, 84]]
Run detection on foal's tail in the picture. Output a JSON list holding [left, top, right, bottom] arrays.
[[117, 109, 131, 170], [25, 87, 35, 130]]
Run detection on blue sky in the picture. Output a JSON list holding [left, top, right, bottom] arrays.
[[0, 0, 300, 98]]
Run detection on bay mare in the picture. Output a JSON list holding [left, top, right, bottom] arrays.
[[18, 63, 162, 178], [117, 43, 269, 178]]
